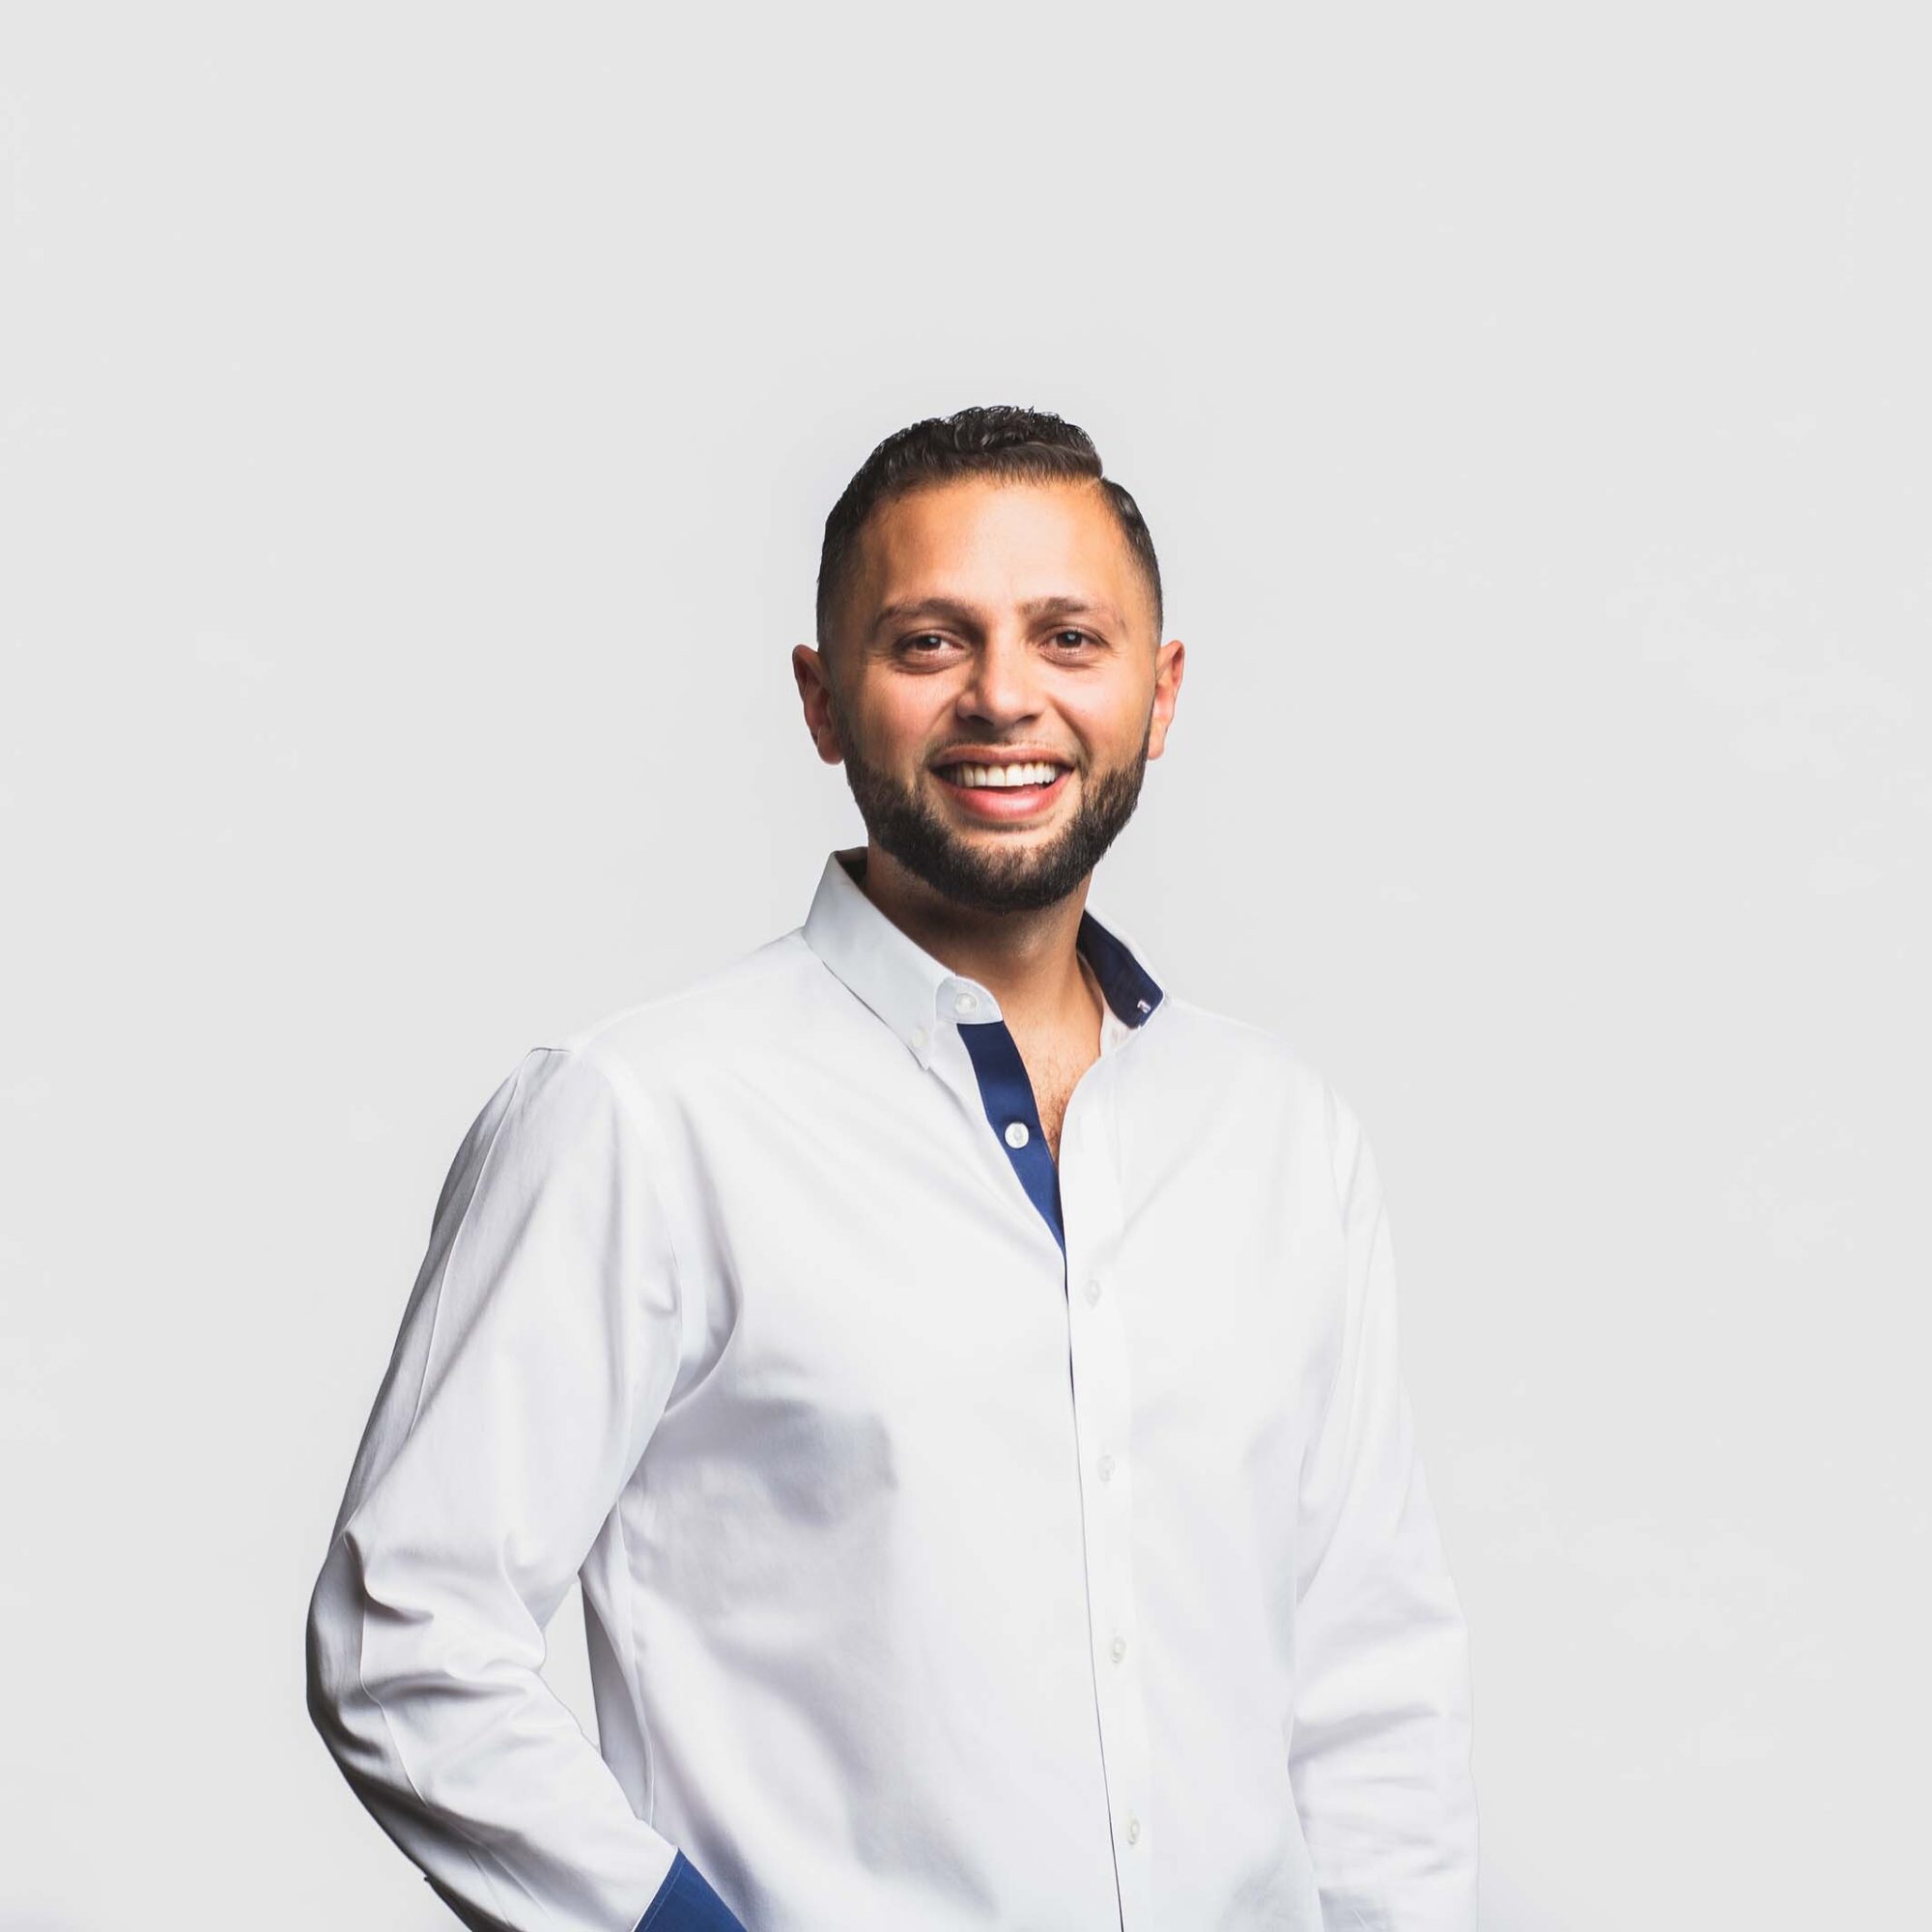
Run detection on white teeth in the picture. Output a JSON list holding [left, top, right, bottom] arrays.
[[945, 761, 1064, 789]]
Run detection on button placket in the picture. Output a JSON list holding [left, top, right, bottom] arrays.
[[1058, 1078, 1156, 1927]]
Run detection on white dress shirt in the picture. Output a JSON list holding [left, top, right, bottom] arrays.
[[306, 847, 1478, 1932]]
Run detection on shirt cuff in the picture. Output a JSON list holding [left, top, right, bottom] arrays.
[[634, 1850, 746, 1931]]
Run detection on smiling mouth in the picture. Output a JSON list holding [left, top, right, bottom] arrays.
[[931, 758, 1073, 819], [933, 758, 1071, 791]]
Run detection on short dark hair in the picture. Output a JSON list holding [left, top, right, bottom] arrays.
[[815, 404, 1163, 652]]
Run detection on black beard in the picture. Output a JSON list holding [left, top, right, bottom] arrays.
[[829, 694, 1152, 915]]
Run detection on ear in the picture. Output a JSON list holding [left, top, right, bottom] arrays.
[[792, 643, 845, 765], [1146, 639, 1185, 760]]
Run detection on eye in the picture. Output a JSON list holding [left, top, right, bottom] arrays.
[[1049, 629, 1095, 649], [899, 633, 955, 656]]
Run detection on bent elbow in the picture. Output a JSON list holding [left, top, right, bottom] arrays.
[[303, 1531, 373, 1769]]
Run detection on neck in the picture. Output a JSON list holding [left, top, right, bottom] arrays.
[[853, 838, 1100, 1036]]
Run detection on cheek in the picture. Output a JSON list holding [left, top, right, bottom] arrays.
[[855, 682, 952, 759], [1063, 680, 1149, 763]]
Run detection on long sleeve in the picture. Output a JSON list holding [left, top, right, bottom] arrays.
[[1286, 1087, 1480, 1931], [304, 1044, 743, 1932]]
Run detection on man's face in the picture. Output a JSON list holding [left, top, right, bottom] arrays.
[[796, 477, 1184, 915]]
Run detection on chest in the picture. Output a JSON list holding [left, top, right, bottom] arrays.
[[644, 1049, 1344, 1558], [1009, 977, 1109, 1163], [1011, 1028, 1100, 1162]]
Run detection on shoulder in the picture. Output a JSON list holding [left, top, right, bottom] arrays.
[[1143, 990, 1334, 1106], [1143, 992, 1374, 1198], [524, 928, 827, 1109]]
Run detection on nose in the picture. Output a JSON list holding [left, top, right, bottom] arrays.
[[956, 632, 1043, 726]]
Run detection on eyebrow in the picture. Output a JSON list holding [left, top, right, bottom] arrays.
[[868, 594, 1122, 638]]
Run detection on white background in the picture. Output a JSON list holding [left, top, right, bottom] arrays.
[[3, 8, 1926, 1928]]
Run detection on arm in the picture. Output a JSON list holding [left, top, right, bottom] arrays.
[[1286, 1085, 1480, 1931], [304, 1044, 744, 1932]]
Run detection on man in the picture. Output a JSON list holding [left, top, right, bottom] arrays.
[[306, 405, 1479, 1930]]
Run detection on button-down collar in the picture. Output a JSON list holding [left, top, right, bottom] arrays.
[[801, 844, 1165, 1071]]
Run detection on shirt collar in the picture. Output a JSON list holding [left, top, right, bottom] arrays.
[[802, 846, 1166, 1068]]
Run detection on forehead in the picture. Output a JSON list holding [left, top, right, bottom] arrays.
[[851, 476, 1144, 623]]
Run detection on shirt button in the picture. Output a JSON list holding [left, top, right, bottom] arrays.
[[910, 1025, 929, 1050], [1096, 1453, 1115, 1483], [953, 990, 980, 1015], [1110, 1634, 1127, 1663], [1083, 1278, 1103, 1305], [1004, 1121, 1030, 1149], [1125, 1814, 1142, 1845]]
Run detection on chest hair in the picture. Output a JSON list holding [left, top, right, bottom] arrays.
[[1014, 1009, 1105, 1161]]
